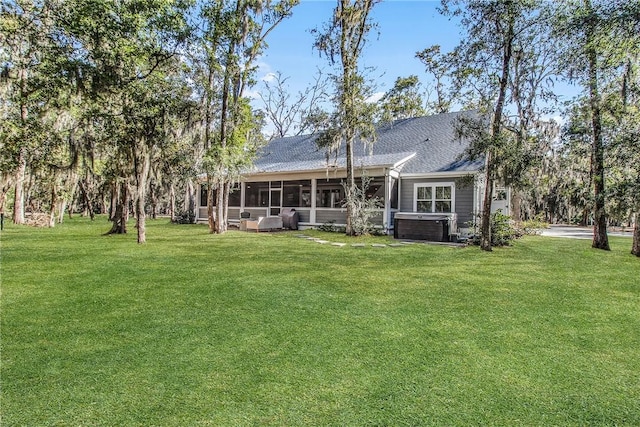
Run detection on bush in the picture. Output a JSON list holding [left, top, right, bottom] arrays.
[[172, 210, 195, 224], [341, 174, 380, 236], [491, 211, 522, 246], [318, 220, 346, 233], [469, 211, 522, 247], [520, 213, 548, 236]]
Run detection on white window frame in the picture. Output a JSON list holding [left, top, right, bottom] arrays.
[[413, 182, 456, 213]]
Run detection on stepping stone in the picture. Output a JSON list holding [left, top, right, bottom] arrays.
[[331, 242, 346, 247], [400, 241, 415, 245], [372, 244, 387, 248], [389, 243, 404, 247], [351, 243, 366, 247], [316, 240, 329, 244], [296, 234, 309, 238]]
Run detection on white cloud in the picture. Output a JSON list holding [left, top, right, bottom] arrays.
[[244, 89, 262, 100], [261, 72, 277, 83], [241, 58, 274, 99], [542, 114, 565, 127], [365, 92, 385, 104], [255, 58, 274, 81]]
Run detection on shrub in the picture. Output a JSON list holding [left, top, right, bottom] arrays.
[[173, 209, 195, 224], [318, 220, 346, 233], [468, 211, 522, 247], [520, 213, 548, 236], [341, 173, 380, 236], [491, 211, 522, 246]]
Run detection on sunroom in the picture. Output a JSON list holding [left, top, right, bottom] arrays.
[[195, 166, 402, 231]]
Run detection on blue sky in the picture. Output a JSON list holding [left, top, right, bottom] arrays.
[[252, 0, 579, 126], [254, 0, 462, 103]]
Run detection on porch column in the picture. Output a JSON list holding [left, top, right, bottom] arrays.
[[383, 170, 392, 232], [474, 174, 483, 227], [240, 182, 245, 212], [194, 182, 201, 222], [310, 178, 317, 225]]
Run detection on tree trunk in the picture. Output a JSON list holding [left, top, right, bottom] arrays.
[[79, 178, 95, 221], [135, 144, 151, 244], [511, 190, 522, 221], [149, 179, 158, 220], [480, 10, 514, 251], [121, 184, 129, 233], [169, 183, 176, 222], [207, 177, 215, 233], [107, 182, 128, 234], [345, 137, 355, 236], [585, 0, 610, 251], [109, 182, 118, 220], [221, 180, 230, 233], [214, 180, 226, 234], [14, 67, 29, 225], [0, 180, 9, 230], [64, 172, 79, 221], [480, 156, 494, 251], [13, 146, 27, 225], [57, 198, 66, 224], [632, 213, 640, 257], [48, 184, 57, 228], [184, 179, 195, 213], [341, 36, 356, 237], [124, 182, 131, 223], [99, 190, 107, 215]]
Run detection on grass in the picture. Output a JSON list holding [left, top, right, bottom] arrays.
[[1, 216, 639, 426]]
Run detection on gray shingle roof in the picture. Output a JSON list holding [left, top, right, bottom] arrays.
[[249, 111, 483, 175]]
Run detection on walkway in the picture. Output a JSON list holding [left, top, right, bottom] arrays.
[[541, 225, 633, 239]]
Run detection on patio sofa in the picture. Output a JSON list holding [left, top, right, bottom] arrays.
[[244, 216, 283, 232]]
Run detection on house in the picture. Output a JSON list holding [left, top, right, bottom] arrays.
[[196, 110, 510, 239]]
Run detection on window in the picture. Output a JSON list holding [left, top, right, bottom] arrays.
[[390, 177, 399, 209], [282, 180, 311, 207], [493, 184, 507, 201], [245, 182, 269, 207], [317, 179, 344, 208], [200, 185, 217, 207], [229, 184, 241, 207], [200, 185, 208, 207], [364, 177, 385, 208], [414, 183, 454, 213], [435, 186, 452, 212]]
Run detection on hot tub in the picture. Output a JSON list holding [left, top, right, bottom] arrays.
[[393, 212, 458, 242]]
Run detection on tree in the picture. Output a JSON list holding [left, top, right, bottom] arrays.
[[197, 0, 298, 234], [1, 1, 99, 228], [582, 0, 608, 250], [552, 0, 638, 250], [603, 51, 640, 256], [438, 0, 547, 251], [258, 69, 329, 138], [548, 100, 594, 224], [1, 1, 56, 225], [55, 0, 192, 243], [313, 0, 380, 236], [415, 45, 455, 114], [377, 75, 425, 123], [503, 5, 561, 222]]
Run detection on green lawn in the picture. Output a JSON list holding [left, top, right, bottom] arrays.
[[1, 217, 639, 426]]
